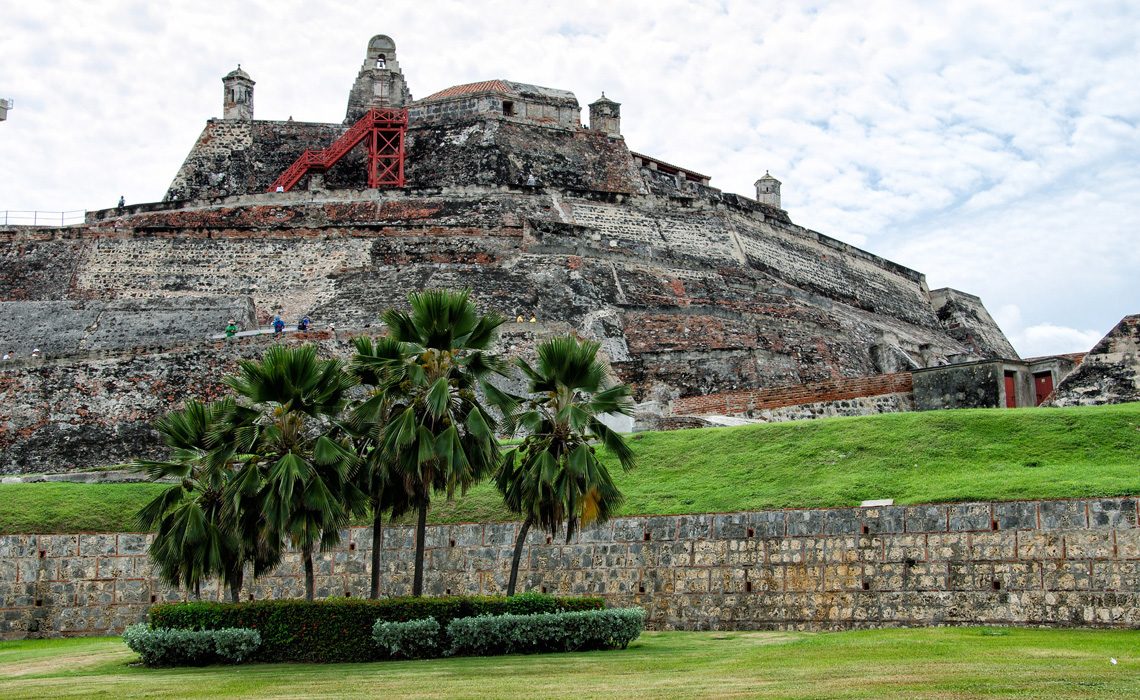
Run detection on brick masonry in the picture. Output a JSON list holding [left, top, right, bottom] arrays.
[[2, 497, 1136, 638], [671, 372, 914, 415]]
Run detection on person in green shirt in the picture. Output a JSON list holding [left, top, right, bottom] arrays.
[[225, 319, 239, 339]]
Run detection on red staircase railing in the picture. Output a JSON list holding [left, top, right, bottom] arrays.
[[268, 107, 408, 192]]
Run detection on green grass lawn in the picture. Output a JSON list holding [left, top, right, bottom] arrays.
[[2, 403, 1138, 535], [0, 628, 1136, 699]]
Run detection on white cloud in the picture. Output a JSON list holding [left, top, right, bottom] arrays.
[[1, 0, 1137, 350]]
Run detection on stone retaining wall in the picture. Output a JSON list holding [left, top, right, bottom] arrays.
[[671, 372, 914, 416], [2, 497, 1136, 638]]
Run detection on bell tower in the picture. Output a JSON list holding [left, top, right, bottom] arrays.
[[345, 35, 412, 123]]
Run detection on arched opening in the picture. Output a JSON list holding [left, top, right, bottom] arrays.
[[376, 54, 386, 69]]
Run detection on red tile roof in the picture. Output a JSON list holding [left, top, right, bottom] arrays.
[[421, 80, 513, 101]]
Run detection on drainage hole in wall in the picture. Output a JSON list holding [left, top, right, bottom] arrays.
[[643, 531, 651, 542], [546, 535, 552, 544], [34, 599, 43, 607], [445, 588, 451, 596], [541, 586, 547, 594], [638, 584, 645, 594], [150, 594, 157, 604], [991, 520, 1000, 531], [349, 542, 356, 551], [744, 581, 753, 593], [862, 581, 871, 591], [746, 527, 755, 538], [449, 539, 456, 548], [904, 558, 917, 567], [992, 580, 1002, 591], [248, 594, 254, 601], [38, 550, 46, 559], [861, 525, 870, 535]]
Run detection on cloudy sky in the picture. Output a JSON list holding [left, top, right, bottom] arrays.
[[2, 1, 1136, 357]]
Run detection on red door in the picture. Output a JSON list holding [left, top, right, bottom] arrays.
[[1004, 372, 1017, 408], [1033, 372, 1053, 406]]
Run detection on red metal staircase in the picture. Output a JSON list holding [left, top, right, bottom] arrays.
[[268, 107, 408, 192]]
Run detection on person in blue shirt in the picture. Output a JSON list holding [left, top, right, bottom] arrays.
[[272, 311, 286, 336], [297, 315, 311, 332]]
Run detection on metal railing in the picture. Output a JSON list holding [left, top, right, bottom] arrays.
[[1, 210, 87, 227]]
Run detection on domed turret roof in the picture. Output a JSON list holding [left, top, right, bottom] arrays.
[[224, 65, 253, 81]]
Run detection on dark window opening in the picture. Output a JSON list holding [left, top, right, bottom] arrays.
[[502, 100, 515, 116], [744, 580, 753, 593]]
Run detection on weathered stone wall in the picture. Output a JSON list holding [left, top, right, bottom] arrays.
[[0, 183, 1017, 472], [913, 361, 1004, 411], [2, 498, 1135, 638], [0, 297, 256, 357], [0, 332, 343, 474], [671, 372, 913, 416], [164, 117, 644, 202], [1050, 315, 1140, 407], [930, 288, 1019, 360]]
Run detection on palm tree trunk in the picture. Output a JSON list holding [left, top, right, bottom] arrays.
[[303, 544, 315, 602], [370, 509, 384, 599], [412, 504, 428, 597], [228, 568, 243, 603], [507, 517, 532, 597]]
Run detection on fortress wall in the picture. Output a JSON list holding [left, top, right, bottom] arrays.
[[166, 118, 644, 202], [931, 288, 1020, 359], [0, 232, 87, 301], [2, 498, 1136, 638], [0, 297, 256, 357], [0, 333, 344, 475], [671, 372, 914, 416], [1050, 315, 1140, 406]]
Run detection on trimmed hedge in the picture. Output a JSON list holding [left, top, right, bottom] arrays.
[[372, 617, 441, 659], [447, 608, 646, 656], [149, 593, 603, 663], [123, 624, 261, 667]]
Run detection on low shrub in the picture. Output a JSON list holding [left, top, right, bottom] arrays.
[[447, 607, 646, 656], [149, 593, 602, 663], [122, 624, 261, 667], [372, 617, 441, 659]]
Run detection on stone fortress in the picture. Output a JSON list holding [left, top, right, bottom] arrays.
[[1, 35, 1138, 640], [1, 34, 1137, 476]]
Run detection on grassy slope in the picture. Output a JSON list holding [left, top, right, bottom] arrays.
[[0, 628, 1137, 699], [1, 403, 1137, 535]]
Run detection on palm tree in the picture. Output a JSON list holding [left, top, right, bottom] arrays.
[[135, 399, 249, 601], [357, 289, 508, 596], [346, 335, 415, 599], [224, 344, 366, 601], [495, 336, 636, 596]]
